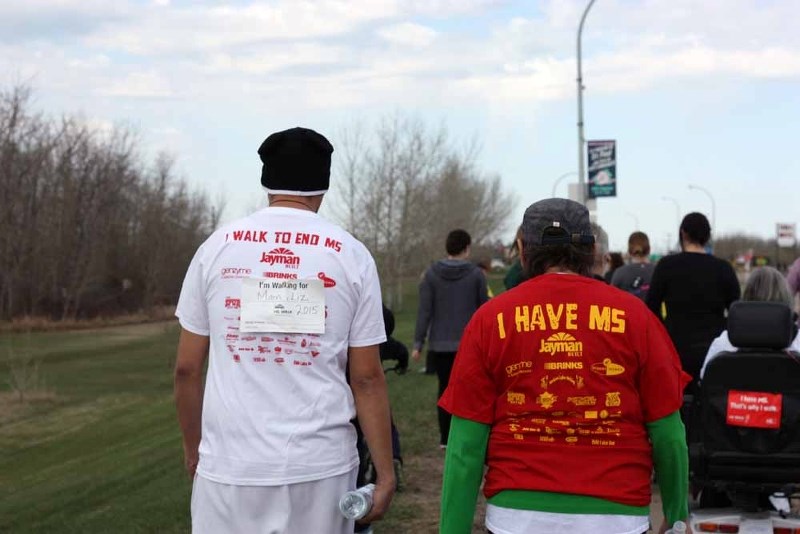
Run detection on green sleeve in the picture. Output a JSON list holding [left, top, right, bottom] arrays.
[[440, 415, 491, 534], [647, 411, 689, 526]]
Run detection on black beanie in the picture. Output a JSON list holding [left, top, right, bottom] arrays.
[[258, 127, 333, 195]]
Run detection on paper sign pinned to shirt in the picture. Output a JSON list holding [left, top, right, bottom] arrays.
[[240, 278, 325, 334]]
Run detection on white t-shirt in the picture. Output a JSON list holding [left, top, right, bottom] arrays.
[[486, 505, 649, 534], [700, 330, 800, 378], [176, 207, 386, 486]]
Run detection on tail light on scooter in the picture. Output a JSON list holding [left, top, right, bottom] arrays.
[[696, 523, 739, 533], [698, 522, 800, 533]]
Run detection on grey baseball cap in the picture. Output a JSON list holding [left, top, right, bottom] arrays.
[[521, 198, 596, 246]]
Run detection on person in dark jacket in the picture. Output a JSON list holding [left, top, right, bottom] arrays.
[[412, 229, 489, 448], [646, 212, 741, 387]]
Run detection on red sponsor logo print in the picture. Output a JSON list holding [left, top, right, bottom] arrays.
[[277, 336, 296, 346], [300, 339, 308, 348], [233, 354, 241, 362], [261, 336, 274, 342], [263, 271, 298, 280], [232, 230, 269, 243], [311, 350, 320, 358], [241, 335, 256, 342], [221, 267, 252, 279], [274, 357, 285, 363], [260, 247, 300, 269], [274, 346, 282, 353], [257, 346, 270, 353], [226, 333, 239, 341], [309, 340, 321, 348], [226, 344, 236, 352], [240, 347, 254, 352], [317, 272, 336, 288], [225, 298, 241, 309], [253, 356, 267, 363], [293, 360, 312, 367]]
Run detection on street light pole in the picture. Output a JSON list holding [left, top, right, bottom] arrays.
[[552, 171, 578, 197], [625, 211, 640, 230], [577, 0, 598, 206], [688, 184, 716, 232], [661, 196, 681, 231]]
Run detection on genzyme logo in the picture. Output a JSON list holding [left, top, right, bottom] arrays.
[[505, 360, 533, 377], [539, 332, 583, 357], [221, 267, 252, 279], [260, 248, 300, 268]]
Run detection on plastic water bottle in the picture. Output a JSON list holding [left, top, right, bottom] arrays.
[[339, 484, 375, 520], [665, 520, 687, 534]]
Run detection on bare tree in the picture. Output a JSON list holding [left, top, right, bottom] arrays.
[[333, 115, 515, 308], [0, 85, 218, 321]]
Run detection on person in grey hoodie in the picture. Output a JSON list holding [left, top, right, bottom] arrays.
[[412, 229, 489, 448]]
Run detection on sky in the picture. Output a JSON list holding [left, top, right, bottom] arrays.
[[2, 0, 798, 253]]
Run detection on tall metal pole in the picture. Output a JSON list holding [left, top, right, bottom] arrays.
[[688, 184, 716, 232], [577, 0, 598, 206], [625, 211, 640, 230], [552, 171, 578, 197], [662, 196, 681, 231]]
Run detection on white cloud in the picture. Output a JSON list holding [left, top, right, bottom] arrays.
[[199, 43, 348, 75], [0, 0, 798, 110], [84, 1, 403, 55], [97, 71, 173, 98], [377, 22, 437, 48]]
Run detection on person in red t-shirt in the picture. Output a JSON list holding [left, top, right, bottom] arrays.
[[439, 198, 692, 534]]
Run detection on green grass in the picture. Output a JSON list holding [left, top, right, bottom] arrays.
[[0, 274, 505, 533], [0, 324, 189, 533]]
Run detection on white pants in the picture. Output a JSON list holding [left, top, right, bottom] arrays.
[[191, 468, 358, 534]]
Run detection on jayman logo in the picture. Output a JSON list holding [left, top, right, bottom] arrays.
[[260, 248, 300, 269], [539, 332, 583, 357]]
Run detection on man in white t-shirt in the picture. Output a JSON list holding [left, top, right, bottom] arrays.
[[174, 127, 395, 533]]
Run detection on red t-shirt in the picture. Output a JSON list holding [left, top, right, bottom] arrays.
[[439, 273, 689, 506]]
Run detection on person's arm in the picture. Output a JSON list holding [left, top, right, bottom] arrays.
[[722, 262, 741, 309], [787, 260, 800, 296], [412, 271, 433, 360], [645, 262, 666, 319], [648, 411, 689, 531], [174, 328, 210, 478], [349, 344, 395, 523], [440, 416, 490, 534], [477, 269, 489, 306], [699, 333, 727, 379]]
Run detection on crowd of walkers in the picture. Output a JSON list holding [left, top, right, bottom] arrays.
[[172, 126, 799, 534], [416, 209, 800, 534]]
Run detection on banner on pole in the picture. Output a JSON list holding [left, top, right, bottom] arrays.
[[776, 223, 796, 248], [587, 140, 616, 199]]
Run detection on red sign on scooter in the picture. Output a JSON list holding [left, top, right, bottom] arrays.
[[726, 390, 782, 429]]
